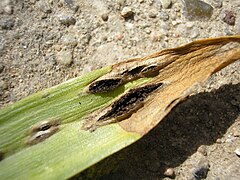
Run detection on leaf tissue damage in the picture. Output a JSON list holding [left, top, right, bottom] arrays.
[[83, 36, 240, 131], [27, 119, 60, 145], [83, 83, 163, 131], [98, 83, 163, 121], [88, 78, 122, 93], [87, 64, 162, 93]]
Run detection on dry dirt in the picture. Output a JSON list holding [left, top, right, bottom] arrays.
[[0, 0, 239, 179]]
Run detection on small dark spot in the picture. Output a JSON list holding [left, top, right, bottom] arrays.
[[42, 92, 50, 98], [27, 127, 59, 145], [0, 151, 4, 161], [79, 102, 81, 105], [222, 10, 236, 26], [88, 78, 122, 93], [98, 82, 163, 121], [141, 65, 160, 77], [31, 120, 59, 133], [122, 65, 146, 76], [101, 13, 109, 21], [27, 119, 60, 145], [64, 0, 73, 6], [0, 18, 15, 30], [192, 159, 210, 179]]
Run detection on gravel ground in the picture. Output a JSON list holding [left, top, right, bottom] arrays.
[[0, 0, 239, 179]]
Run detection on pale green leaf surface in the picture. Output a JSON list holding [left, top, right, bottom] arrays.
[[0, 122, 140, 180]]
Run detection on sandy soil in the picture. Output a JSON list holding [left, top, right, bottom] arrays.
[[0, 0, 239, 179]]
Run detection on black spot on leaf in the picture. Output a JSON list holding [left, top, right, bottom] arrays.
[[98, 82, 163, 121], [122, 65, 146, 76], [141, 65, 160, 77], [88, 78, 122, 93]]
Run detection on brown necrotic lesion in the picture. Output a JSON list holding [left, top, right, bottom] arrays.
[[88, 78, 122, 93], [27, 119, 60, 145], [84, 82, 163, 130], [87, 64, 163, 93], [121, 65, 146, 77], [141, 65, 161, 77]]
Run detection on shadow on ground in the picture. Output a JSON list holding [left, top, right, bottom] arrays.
[[76, 83, 240, 179]]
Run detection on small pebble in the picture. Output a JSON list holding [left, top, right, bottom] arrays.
[[212, 0, 223, 8], [197, 145, 207, 156], [101, 36, 107, 42], [121, 7, 134, 18], [38, 1, 52, 14], [0, 80, 8, 90], [0, 64, 4, 73], [221, 10, 236, 26], [232, 128, 240, 137], [160, 0, 172, 9], [159, 12, 169, 21], [101, 13, 109, 21], [192, 159, 210, 179], [235, 148, 240, 157], [190, 27, 200, 39], [164, 168, 175, 178], [182, 0, 213, 20], [64, 0, 79, 12], [59, 14, 76, 26], [0, 18, 15, 30], [56, 49, 73, 66], [150, 31, 163, 42], [116, 0, 125, 6], [216, 138, 222, 143], [148, 11, 157, 18], [60, 34, 78, 47], [4, 5, 13, 15]]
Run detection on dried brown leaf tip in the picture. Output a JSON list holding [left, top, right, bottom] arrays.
[[83, 82, 163, 131], [27, 119, 60, 145], [85, 36, 240, 133]]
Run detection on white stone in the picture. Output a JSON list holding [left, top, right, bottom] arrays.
[[56, 49, 73, 66], [121, 7, 133, 18], [235, 148, 240, 156], [160, 0, 172, 9]]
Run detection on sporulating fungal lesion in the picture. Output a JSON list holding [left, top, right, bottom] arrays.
[[83, 82, 163, 131], [141, 65, 161, 77], [87, 64, 163, 93], [27, 119, 60, 145], [122, 65, 146, 76], [88, 78, 122, 93]]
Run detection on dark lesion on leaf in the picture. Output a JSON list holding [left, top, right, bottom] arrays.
[[88, 78, 122, 93], [98, 82, 163, 122], [27, 119, 60, 145], [83, 82, 163, 131], [87, 64, 163, 93], [141, 65, 161, 77], [122, 65, 146, 76], [0, 151, 4, 161]]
